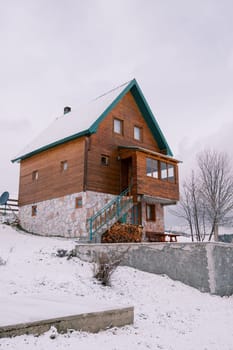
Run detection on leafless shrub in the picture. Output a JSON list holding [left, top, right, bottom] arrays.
[[56, 249, 68, 257], [56, 248, 76, 260], [93, 249, 129, 286]]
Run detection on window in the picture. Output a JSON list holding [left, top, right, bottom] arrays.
[[101, 155, 109, 166], [32, 205, 37, 216], [32, 170, 38, 181], [75, 197, 82, 209], [167, 164, 175, 182], [161, 162, 167, 180], [161, 162, 175, 182], [146, 204, 156, 221], [134, 126, 142, 141], [113, 118, 123, 135], [146, 158, 176, 182], [61, 160, 68, 172], [146, 158, 158, 178]]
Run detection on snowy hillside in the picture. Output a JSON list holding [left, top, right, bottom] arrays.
[[0, 224, 233, 350]]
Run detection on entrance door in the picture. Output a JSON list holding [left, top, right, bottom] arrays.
[[121, 157, 133, 192]]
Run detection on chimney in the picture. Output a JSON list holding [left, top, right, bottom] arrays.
[[64, 106, 71, 115]]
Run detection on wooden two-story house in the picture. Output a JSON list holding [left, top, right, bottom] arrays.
[[12, 79, 180, 241]]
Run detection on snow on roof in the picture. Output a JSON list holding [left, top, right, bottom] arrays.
[[12, 81, 132, 162]]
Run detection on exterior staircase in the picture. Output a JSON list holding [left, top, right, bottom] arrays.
[[87, 187, 133, 242]]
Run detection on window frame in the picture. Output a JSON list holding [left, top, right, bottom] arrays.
[[134, 125, 142, 141], [32, 170, 39, 181], [60, 160, 68, 172], [113, 118, 124, 135], [32, 205, 37, 216], [146, 157, 176, 183], [75, 197, 83, 209], [167, 163, 175, 183], [101, 155, 110, 166], [146, 158, 159, 178], [160, 161, 168, 181]]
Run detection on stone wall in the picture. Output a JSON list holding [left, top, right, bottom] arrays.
[[75, 242, 233, 296], [19, 191, 116, 238], [19, 191, 166, 239]]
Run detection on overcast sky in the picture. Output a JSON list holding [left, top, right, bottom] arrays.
[[1, 0, 233, 198]]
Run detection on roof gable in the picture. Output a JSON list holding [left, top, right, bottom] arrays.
[[12, 79, 172, 163]]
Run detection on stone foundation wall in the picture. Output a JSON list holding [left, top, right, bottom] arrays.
[[19, 191, 116, 238], [19, 191, 166, 239]]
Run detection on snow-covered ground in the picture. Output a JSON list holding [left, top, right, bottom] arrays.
[[0, 224, 233, 350]]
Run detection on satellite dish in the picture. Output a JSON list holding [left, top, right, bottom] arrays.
[[0, 191, 9, 205]]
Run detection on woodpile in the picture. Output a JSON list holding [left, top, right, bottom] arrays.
[[101, 222, 142, 243]]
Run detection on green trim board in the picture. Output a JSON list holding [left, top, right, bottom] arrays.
[[12, 79, 173, 163]]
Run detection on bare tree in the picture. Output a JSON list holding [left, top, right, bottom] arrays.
[[172, 150, 233, 241], [197, 150, 233, 241], [171, 171, 206, 241]]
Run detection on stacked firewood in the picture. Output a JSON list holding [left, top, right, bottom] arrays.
[[101, 222, 142, 243]]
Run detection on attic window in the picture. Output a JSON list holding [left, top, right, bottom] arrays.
[[113, 118, 123, 135], [101, 155, 109, 166], [32, 170, 39, 181], [61, 160, 68, 172], [134, 126, 142, 141]]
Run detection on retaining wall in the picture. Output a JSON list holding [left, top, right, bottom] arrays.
[[75, 242, 233, 296], [0, 307, 134, 338]]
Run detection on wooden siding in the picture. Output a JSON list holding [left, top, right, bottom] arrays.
[[18, 90, 179, 205], [136, 151, 179, 201], [19, 137, 86, 206], [86, 91, 160, 194]]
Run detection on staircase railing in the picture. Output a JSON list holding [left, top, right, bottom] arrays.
[[0, 198, 19, 214], [88, 187, 133, 241]]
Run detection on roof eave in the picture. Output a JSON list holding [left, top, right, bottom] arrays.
[[118, 145, 181, 163], [89, 79, 137, 133], [11, 129, 91, 163]]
